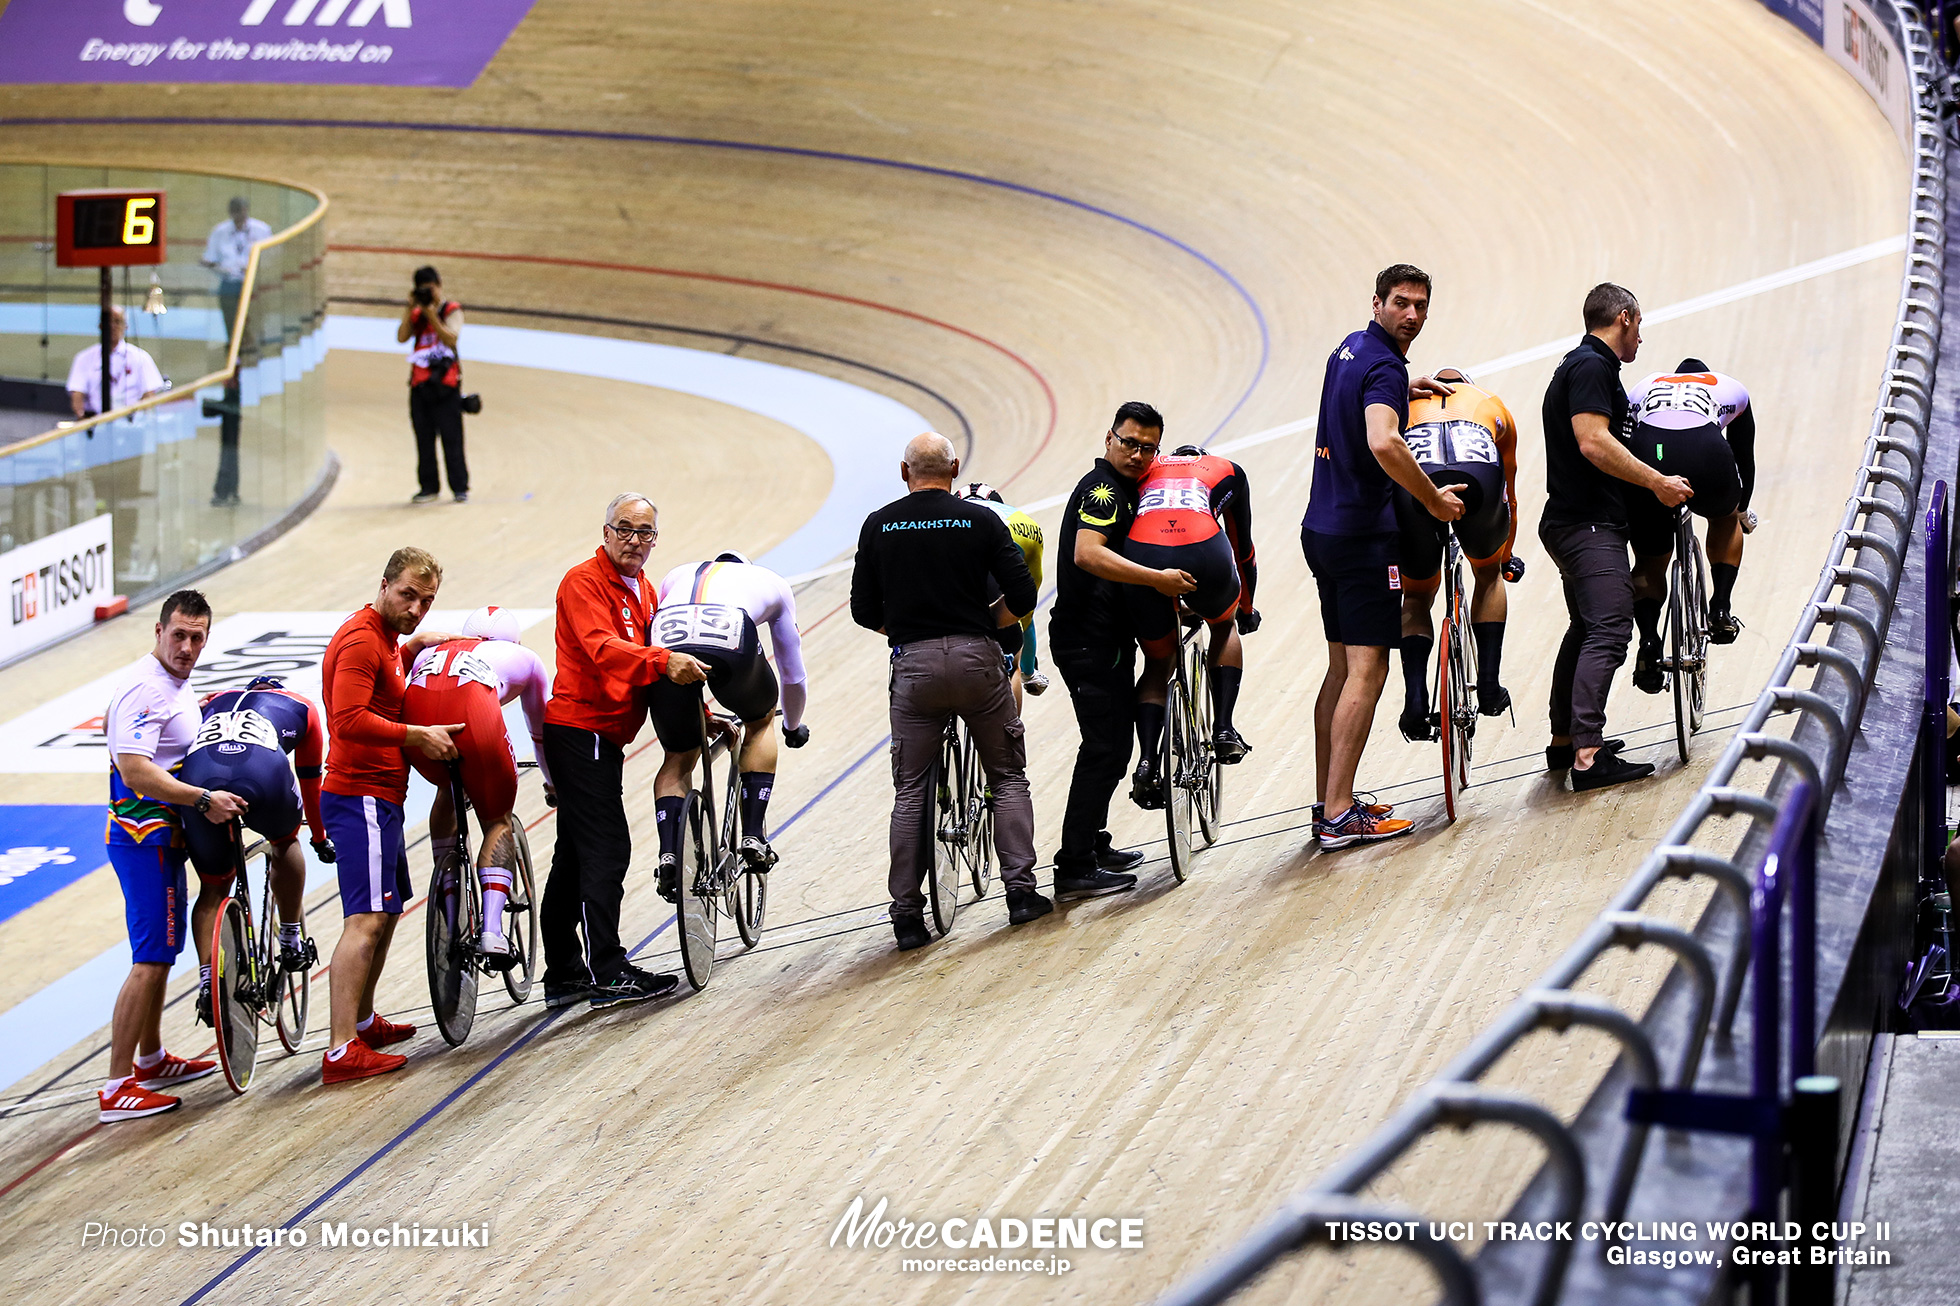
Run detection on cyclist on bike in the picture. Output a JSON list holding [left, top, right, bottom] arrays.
[[401, 605, 554, 970], [954, 482, 1050, 702], [177, 676, 334, 1011], [1392, 367, 1522, 741], [1124, 443, 1258, 807], [648, 551, 809, 897], [1625, 359, 1754, 688]]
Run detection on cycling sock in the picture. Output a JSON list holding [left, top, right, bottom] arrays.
[[1398, 635, 1432, 715], [1634, 598, 1663, 646], [654, 796, 685, 861], [1473, 622, 1505, 691], [1136, 701, 1167, 762], [480, 864, 512, 932], [740, 771, 774, 839], [1022, 624, 1040, 677], [1211, 665, 1243, 732], [199, 964, 210, 989], [279, 922, 302, 949], [1712, 563, 1739, 612]]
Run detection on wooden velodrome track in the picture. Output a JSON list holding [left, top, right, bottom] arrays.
[[0, 0, 1909, 1302]]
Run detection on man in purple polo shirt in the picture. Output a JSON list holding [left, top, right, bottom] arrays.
[[1300, 264, 1464, 849]]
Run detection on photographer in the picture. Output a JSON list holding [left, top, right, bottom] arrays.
[[396, 265, 471, 505]]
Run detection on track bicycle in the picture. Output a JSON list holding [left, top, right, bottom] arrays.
[[922, 711, 991, 938], [675, 707, 769, 991], [426, 760, 541, 1046], [1662, 504, 1711, 763], [207, 822, 315, 1094], [1162, 607, 1223, 882]]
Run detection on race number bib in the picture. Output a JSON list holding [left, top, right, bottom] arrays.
[[1407, 420, 1499, 467], [1639, 381, 1719, 423], [654, 603, 745, 653], [189, 709, 281, 755], [410, 647, 500, 692], [1137, 477, 1211, 516]]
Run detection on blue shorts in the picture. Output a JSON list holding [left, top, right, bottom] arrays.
[[110, 843, 189, 965], [322, 791, 412, 917]]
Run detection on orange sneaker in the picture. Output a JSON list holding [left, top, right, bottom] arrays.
[[322, 1039, 407, 1085], [1317, 803, 1414, 849], [356, 1014, 416, 1049], [136, 1051, 218, 1091], [99, 1078, 180, 1122]]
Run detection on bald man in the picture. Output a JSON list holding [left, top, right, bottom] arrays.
[[851, 433, 1050, 949]]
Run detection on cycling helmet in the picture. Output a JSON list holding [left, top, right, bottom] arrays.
[[1172, 444, 1205, 458], [461, 605, 522, 643], [244, 675, 286, 691], [1434, 367, 1474, 385], [1676, 357, 1711, 374], [954, 482, 1004, 503], [714, 550, 752, 565]]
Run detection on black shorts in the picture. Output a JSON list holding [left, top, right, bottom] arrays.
[[177, 743, 304, 877], [1392, 461, 1510, 579], [1626, 421, 1741, 557], [646, 608, 780, 750], [1124, 534, 1240, 652], [1300, 526, 1401, 648]]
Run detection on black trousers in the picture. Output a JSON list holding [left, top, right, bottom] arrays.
[[410, 380, 469, 495], [540, 725, 633, 985], [1051, 642, 1136, 872], [1540, 520, 1635, 750]]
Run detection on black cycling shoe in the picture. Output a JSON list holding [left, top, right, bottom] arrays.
[[1055, 866, 1138, 901], [1096, 844, 1146, 873], [1632, 639, 1666, 694], [195, 987, 213, 1028], [892, 916, 933, 951], [656, 852, 680, 904], [1569, 751, 1656, 792], [589, 966, 678, 1008], [1476, 684, 1512, 717], [1213, 726, 1250, 764], [1007, 889, 1054, 925], [1129, 759, 1165, 810], [1545, 738, 1625, 771], [478, 935, 520, 973], [278, 936, 319, 974], [738, 835, 779, 873], [1709, 608, 1742, 645], [1398, 702, 1432, 742]]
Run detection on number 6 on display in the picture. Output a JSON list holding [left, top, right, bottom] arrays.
[[122, 198, 157, 245]]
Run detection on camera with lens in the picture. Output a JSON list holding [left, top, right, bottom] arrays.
[[412, 283, 436, 308]]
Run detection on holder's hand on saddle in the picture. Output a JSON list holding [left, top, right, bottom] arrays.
[[407, 722, 465, 760], [202, 790, 248, 823], [1653, 475, 1693, 508], [1151, 568, 1198, 598], [666, 652, 709, 685], [1428, 483, 1468, 523]]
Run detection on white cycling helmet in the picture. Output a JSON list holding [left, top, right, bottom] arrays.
[[955, 481, 1004, 503], [714, 550, 751, 565], [461, 605, 522, 644]]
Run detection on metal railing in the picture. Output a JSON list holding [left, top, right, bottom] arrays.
[[1156, 4, 1947, 1303]]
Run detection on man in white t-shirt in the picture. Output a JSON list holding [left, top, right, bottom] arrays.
[[99, 590, 247, 1123], [66, 306, 164, 419], [200, 198, 269, 508]]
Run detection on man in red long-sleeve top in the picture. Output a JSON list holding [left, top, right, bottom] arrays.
[[540, 494, 705, 1010], [318, 546, 464, 1085]]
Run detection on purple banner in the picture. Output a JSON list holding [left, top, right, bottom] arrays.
[[1757, 0, 1827, 43], [0, 0, 539, 87]]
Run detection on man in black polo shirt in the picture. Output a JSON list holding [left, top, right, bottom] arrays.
[[1540, 283, 1691, 791], [1046, 401, 1196, 897], [852, 432, 1049, 950], [1300, 265, 1461, 849]]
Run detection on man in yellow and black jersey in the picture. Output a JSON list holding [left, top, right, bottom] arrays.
[[954, 481, 1049, 702]]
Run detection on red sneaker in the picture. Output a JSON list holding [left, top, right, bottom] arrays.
[[322, 1039, 407, 1085], [356, 1014, 416, 1049], [136, 1051, 218, 1091], [99, 1078, 180, 1122]]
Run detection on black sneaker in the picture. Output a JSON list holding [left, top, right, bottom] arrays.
[[1632, 639, 1665, 694], [1213, 726, 1251, 764], [1476, 684, 1512, 717], [1006, 889, 1054, 924], [543, 978, 599, 1010], [892, 916, 933, 951], [1399, 702, 1433, 742], [656, 852, 680, 904], [1129, 759, 1165, 810], [1545, 738, 1625, 771], [1568, 752, 1656, 792], [1095, 843, 1145, 873], [411, 490, 440, 505], [1054, 866, 1137, 901], [1709, 608, 1742, 645], [589, 966, 678, 1008]]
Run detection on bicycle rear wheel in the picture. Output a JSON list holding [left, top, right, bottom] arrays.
[[1445, 574, 1476, 818], [1165, 671, 1197, 882], [1669, 573, 1691, 764], [962, 731, 995, 898], [723, 745, 767, 949], [210, 897, 260, 1094], [1192, 637, 1222, 846], [1687, 535, 1709, 734], [502, 822, 539, 1004], [927, 736, 963, 936], [677, 791, 719, 990], [427, 853, 479, 1047], [260, 881, 308, 1055]]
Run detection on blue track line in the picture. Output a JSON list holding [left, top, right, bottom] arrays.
[[0, 115, 1271, 443]]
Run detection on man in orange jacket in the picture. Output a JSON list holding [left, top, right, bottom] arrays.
[[540, 493, 706, 1010]]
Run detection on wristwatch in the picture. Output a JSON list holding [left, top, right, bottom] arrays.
[[196, 790, 212, 814]]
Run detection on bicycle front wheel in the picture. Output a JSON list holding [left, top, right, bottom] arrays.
[[1444, 575, 1476, 819], [210, 897, 260, 1095], [503, 822, 539, 1004], [1669, 574, 1691, 764], [1687, 535, 1709, 734], [927, 738, 963, 937], [962, 730, 995, 898], [427, 853, 479, 1047], [260, 882, 308, 1054], [1192, 638, 1222, 846], [677, 791, 719, 991], [1165, 673, 1197, 883]]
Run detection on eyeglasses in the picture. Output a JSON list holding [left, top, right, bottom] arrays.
[[1108, 432, 1161, 456], [606, 523, 658, 542]]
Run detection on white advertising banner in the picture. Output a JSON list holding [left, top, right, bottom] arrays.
[[0, 608, 547, 773], [1827, 0, 1910, 149], [1, 514, 114, 665]]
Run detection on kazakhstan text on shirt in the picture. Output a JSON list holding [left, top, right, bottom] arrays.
[[882, 519, 973, 531]]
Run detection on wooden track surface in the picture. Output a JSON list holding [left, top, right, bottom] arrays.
[[0, 0, 1910, 1302]]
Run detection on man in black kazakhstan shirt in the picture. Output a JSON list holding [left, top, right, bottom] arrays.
[[852, 432, 1050, 950], [1047, 401, 1199, 897]]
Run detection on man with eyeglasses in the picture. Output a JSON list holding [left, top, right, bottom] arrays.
[[539, 494, 708, 1010], [1046, 401, 1197, 897]]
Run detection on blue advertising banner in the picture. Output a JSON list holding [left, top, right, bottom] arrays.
[[0, 806, 107, 926], [0, 0, 540, 87], [1759, 0, 1828, 42]]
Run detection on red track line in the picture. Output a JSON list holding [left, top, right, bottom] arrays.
[[327, 243, 1059, 489], [0, 1123, 102, 1202]]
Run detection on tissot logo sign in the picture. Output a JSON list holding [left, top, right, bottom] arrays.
[[0, 0, 540, 86]]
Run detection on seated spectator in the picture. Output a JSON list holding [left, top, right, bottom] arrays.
[[67, 306, 164, 419]]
